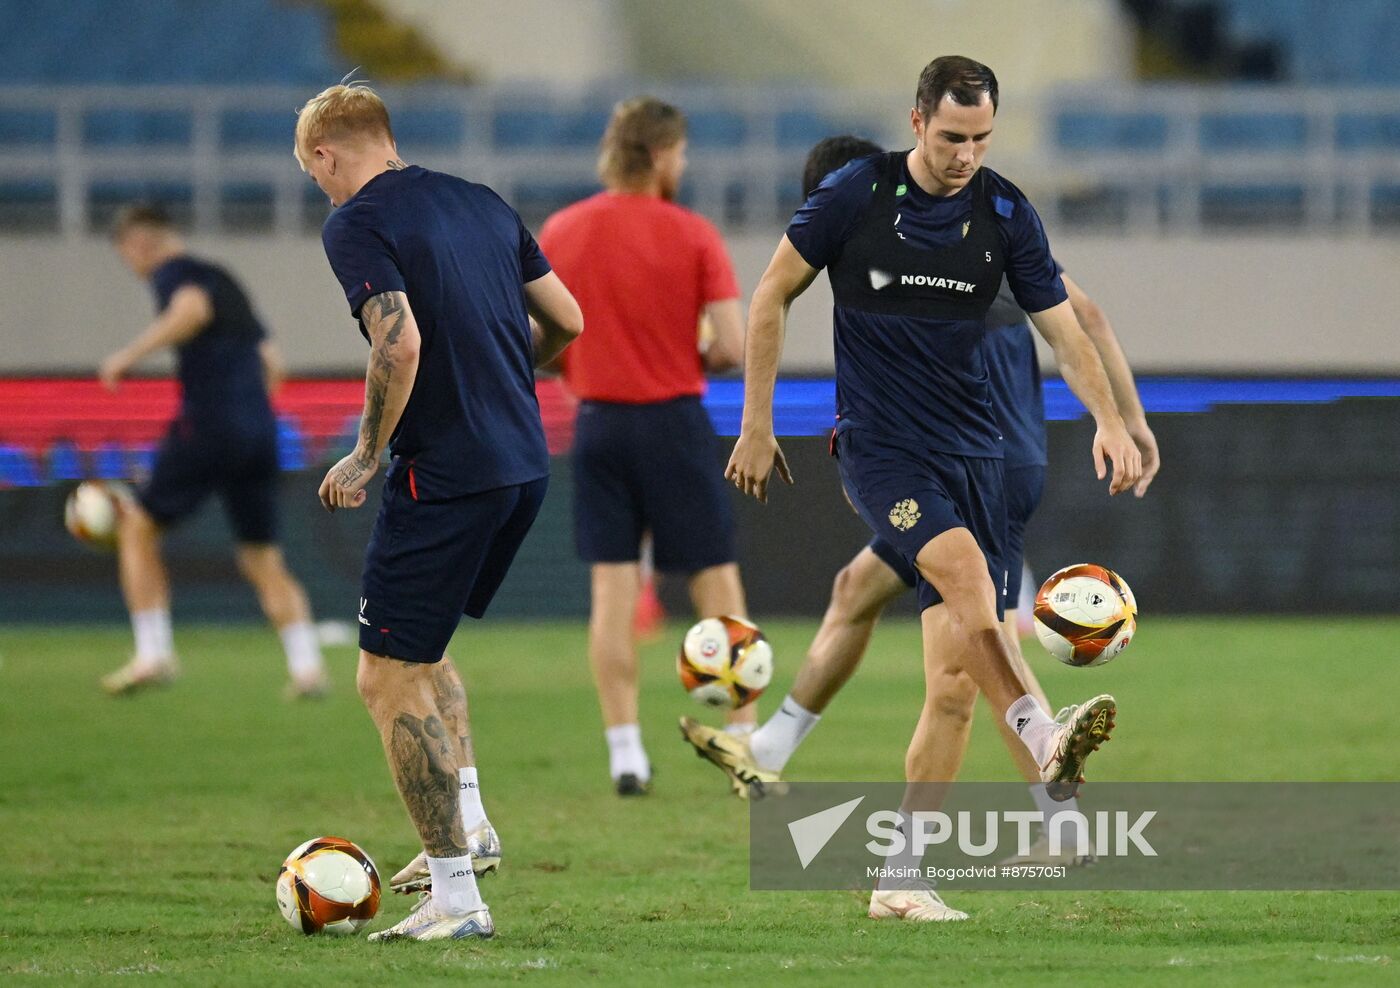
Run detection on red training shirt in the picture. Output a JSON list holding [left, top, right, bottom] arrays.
[[538, 191, 740, 404]]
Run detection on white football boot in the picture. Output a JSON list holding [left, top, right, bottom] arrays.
[[868, 882, 968, 922], [1039, 695, 1116, 801], [368, 894, 494, 943], [101, 656, 179, 696], [389, 823, 502, 895]]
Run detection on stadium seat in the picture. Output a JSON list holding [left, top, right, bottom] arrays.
[[492, 107, 611, 149], [83, 109, 192, 148], [1336, 113, 1400, 150], [1198, 112, 1307, 152], [0, 109, 57, 147], [685, 109, 748, 149], [1056, 111, 1168, 152]]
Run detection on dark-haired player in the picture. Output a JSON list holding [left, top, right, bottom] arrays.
[[706, 57, 1144, 921], [298, 81, 583, 942], [99, 205, 329, 699], [683, 135, 1160, 917]]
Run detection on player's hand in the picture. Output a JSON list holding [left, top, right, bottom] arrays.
[[318, 449, 377, 512], [1092, 419, 1142, 496], [1126, 418, 1160, 498], [725, 428, 793, 504], [98, 350, 134, 391]]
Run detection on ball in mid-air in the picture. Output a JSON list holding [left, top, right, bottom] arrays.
[[679, 615, 773, 709], [63, 480, 132, 550], [275, 836, 381, 935], [1033, 564, 1137, 667]]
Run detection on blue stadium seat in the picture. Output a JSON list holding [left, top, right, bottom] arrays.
[[391, 106, 468, 151], [0, 109, 57, 147], [1199, 113, 1307, 152], [0, 0, 337, 85], [493, 107, 610, 149], [83, 109, 191, 147], [1336, 113, 1400, 150], [686, 109, 748, 149], [1056, 111, 1168, 152]]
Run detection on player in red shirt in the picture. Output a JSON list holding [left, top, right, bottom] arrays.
[[539, 97, 751, 796]]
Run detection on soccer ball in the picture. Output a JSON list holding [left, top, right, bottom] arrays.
[[63, 480, 132, 550], [275, 836, 381, 935], [1033, 564, 1137, 667], [678, 615, 773, 709]]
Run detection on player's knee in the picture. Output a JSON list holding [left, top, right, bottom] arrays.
[[929, 667, 977, 723], [830, 562, 878, 623]]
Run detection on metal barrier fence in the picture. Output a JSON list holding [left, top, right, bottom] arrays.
[[1, 83, 1398, 234]]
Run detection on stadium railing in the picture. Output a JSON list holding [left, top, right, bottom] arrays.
[[1, 83, 1398, 235]]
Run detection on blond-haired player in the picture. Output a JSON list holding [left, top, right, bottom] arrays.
[[296, 81, 583, 942]]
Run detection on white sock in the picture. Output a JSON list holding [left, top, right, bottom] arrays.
[[279, 621, 324, 680], [1030, 785, 1087, 852], [131, 608, 173, 667], [604, 723, 649, 782], [877, 809, 925, 891], [749, 695, 821, 773], [1005, 695, 1057, 766], [426, 853, 483, 916], [723, 722, 756, 738], [459, 767, 486, 832]]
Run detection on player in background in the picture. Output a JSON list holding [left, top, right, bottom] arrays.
[[538, 97, 751, 796], [297, 82, 583, 941], [683, 137, 1161, 898], [718, 57, 1143, 920], [98, 205, 329, 699]]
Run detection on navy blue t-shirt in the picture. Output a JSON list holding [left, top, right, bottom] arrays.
[[788, 153, 1066, 458], [984, 282, 1047, 470], [321, 166, 553, 499], [149, 255, 273, 436]]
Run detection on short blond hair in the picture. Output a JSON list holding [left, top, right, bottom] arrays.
[[294, 82, 395, 169], [597, 97, 686, 188]]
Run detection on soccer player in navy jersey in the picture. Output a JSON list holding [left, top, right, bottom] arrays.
[[98, 205, 329, 699], [684, 134, 1161, 919], [719, 57, 1143, 920], [296, 82, 583, 942]]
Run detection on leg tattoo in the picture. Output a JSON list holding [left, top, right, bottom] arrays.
[[431, 659, 475, 765], [387, 713, 467, 858]]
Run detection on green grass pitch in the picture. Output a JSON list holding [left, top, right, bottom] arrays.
[[1, 617, 1396, 986]]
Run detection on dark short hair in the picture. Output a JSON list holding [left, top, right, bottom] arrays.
[[111, 202, 176, 240], [915, 55, 998, 118], [802, 135, 882, 197]]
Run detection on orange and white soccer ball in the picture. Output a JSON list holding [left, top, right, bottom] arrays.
[[63, 480, 133, 550], [1033, 564, 1137, 667], [275, 836, 381, 935], [678, 615, 773, 709]]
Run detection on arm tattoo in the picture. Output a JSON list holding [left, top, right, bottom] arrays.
[[354, 291, 411, 463], [387, 713, 467, 858]]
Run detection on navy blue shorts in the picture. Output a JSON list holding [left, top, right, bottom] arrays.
[[359, 473, 548, 663], [868, 462, 1044, 607], [835, 428, 1006, 616], [572, 396, 736, 573], [138, 418, 279, 543]]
